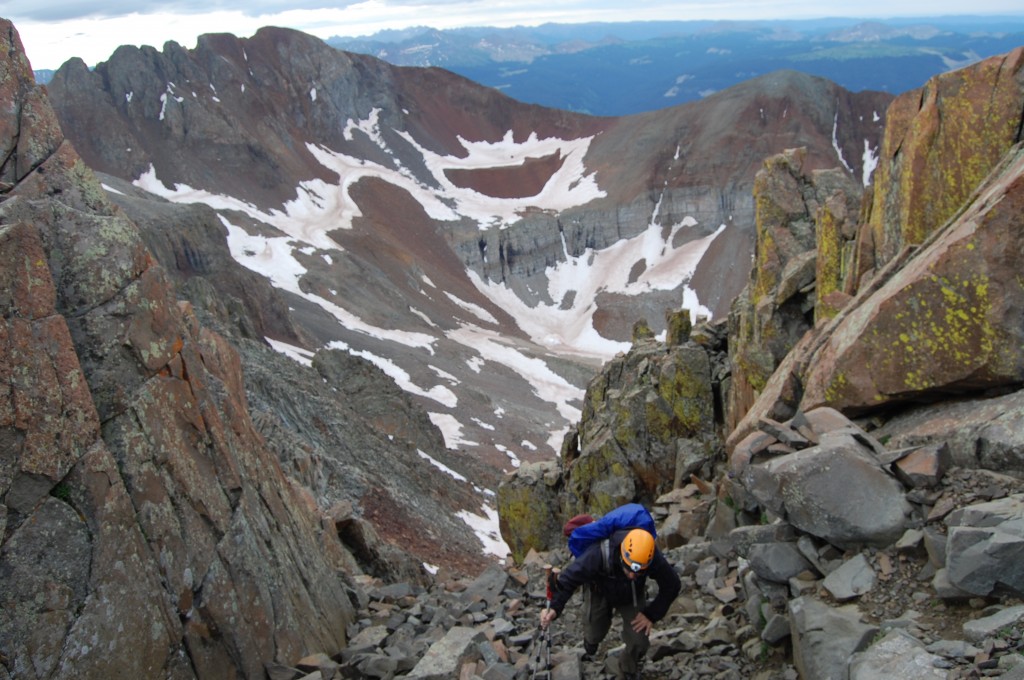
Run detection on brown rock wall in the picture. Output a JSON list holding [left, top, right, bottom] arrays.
[[866, 47, 1024, 269], [2, 19, 356, 678], [802, 144, 1024, 412], [727, 48, 1024, 456]]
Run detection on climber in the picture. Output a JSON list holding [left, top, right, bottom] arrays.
[[539, 527, 681, 680]]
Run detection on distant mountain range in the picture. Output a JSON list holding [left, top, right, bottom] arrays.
[[327, 17, 1024, 115]]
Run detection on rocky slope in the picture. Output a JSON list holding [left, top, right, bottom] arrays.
[[6, 12, 1024, 679], [497, 46, 1024, 680], [0, 19, 497, 679]]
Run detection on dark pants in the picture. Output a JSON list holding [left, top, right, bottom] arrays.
[[583, 586, 649, 677]]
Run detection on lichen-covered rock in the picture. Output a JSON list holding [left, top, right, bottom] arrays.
[[567, 340, 715, 514], [499, 335, 720, 557], [801, 143, 1024, 413], [866, 47, 1024, 268], [496, 461, 563, 563], [727, 50, 1024, 451], [727, 148, 862, 434], [1, 19, 356, 679]]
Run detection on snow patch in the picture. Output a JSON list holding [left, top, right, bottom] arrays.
[[832, 110, 853, 173], [416, 449, 467, 482], [862, 139, 880, 187], [266, 338, 315, 366], [327, 341, 457, 407], [445, 292, 498, 325], [429, 412, 479, 449], [446, 324, 583, 427], [470, 216, 722, 360], [457, 503, 510, 561]]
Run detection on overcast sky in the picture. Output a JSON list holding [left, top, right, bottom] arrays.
[[5, 0, 1024, 70]]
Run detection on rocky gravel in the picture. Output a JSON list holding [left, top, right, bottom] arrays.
[[272, 464, 1024, 679]]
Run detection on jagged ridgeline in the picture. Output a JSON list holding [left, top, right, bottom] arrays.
[[4, 11, 1024, 680]]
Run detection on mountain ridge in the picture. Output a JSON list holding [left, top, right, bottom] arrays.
[[6, 14, 1024, 679], [327, 16, 1024, 115], [43, 25, 890, 473]]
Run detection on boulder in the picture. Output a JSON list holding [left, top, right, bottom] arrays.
[[496, 461, 564, 562], [789, 596, 878, 680], [747, 542, 815, 584], [822, 554, 877, 601], [405, 626, 486, 680], [802, 141, 1024, 413], [848, 629, 948, 679], [962, 605, 1024, 644], [741, 433, 911, 549], [945, 494, 1024, 597]]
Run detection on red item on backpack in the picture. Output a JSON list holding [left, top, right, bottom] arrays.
[[562, 514, 594, 537]]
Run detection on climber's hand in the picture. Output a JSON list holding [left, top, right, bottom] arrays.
[[540, 608, 557, 629], [631, 612, 653, 635]]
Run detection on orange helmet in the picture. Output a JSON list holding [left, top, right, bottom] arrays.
[[620, 529, 656, 572]]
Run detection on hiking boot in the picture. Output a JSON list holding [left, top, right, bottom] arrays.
[[582, 641, 599, 660], [616, 666, 644, 680]]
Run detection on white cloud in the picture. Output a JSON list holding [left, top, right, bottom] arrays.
[[18, 1, 1022, 71]]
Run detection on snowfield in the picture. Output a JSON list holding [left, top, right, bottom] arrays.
[[132, 112, 725, 561]]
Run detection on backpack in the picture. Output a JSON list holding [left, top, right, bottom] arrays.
[[566, 503, 657, 560]]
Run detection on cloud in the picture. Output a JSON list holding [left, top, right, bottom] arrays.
[[4, 0, 476, 23], [11, 0, 1024, 71], [9, 0, 1024, 24]]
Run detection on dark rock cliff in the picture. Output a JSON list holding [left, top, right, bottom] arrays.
[[1, 20, 363, 678]]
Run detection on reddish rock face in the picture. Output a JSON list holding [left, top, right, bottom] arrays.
[[802, 145, 1024, 412], [726, 49, 1024, 456], [866, 48, 1024, 271], [1, 19, 355, 678]]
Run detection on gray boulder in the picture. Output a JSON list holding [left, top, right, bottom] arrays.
[[742, 433, 911, 548], [789, 596, 878, 680], [405, 626, 486, 680], [747, 542, 815, 584], [945, 494, 1024, 597], [962, 605, 1024, 644], [849, 629, 948, 679]]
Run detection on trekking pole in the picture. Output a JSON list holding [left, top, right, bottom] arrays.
[[543, 564, 555, 611], [529, 564, 559, 678], [544, 565, 560, 671], [530, 627, 549, 679]]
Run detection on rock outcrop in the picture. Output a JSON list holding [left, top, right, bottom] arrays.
[[726, 47, 1024, 450], [726, 147, 864, 430], [1, 21, 357, 678], [497, 311, 726, 561], [495, 45, 1024, 680]]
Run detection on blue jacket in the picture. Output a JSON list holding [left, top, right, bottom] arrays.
[[550, 530, 681, 623]]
